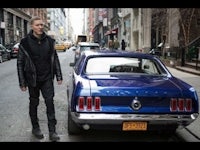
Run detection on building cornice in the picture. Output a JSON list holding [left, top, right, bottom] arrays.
[[4, 8, 31, 21]]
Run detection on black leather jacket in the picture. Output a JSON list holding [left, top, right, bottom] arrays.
[[17, 33, 63, 87]]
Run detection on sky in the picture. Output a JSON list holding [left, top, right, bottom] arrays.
[[69, 8, 84, 36]]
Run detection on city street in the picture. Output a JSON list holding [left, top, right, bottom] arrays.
[[0, 49, 200, 142]]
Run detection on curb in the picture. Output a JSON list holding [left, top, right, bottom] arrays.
[[175, 66, 200, 76]]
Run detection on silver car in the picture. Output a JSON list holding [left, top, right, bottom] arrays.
[[0, 44, 11, 63], [73, 42, 100, 63]]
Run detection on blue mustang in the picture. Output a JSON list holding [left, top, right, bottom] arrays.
[[67, 50, 199, 135]]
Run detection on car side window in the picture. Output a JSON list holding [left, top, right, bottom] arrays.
[[141, 59, 161, 75]]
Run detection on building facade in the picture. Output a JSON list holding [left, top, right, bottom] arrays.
[[47, 8, 67, 43], [0, 8, 47, 45]]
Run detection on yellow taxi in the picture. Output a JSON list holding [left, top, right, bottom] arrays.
[[55, 43, 66, 52]]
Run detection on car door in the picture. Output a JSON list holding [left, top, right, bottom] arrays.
[[0, 44, 11, 62], [0, 45, 6, 63]]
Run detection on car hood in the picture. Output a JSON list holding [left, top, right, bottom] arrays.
[[85, 74, 184, 97]]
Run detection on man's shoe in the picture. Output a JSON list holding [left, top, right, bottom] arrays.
[[32, 128, 44, 139], [49, 132, 60, 141]]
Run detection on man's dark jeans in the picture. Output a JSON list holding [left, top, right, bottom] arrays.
[[28, 79, 57, 133]]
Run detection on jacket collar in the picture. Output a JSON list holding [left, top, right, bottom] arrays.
[[29, 30, 47, 41]]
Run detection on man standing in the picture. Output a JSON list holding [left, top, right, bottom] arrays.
[[121, 39, 126, 50], [113, 38, 120, 49], [108, 39, 113, 49], [17, 16, 63, 141]]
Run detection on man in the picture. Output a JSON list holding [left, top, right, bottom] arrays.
[[113, 38, 120, 49], [121, 39, 126, 50], [108, 40, 113, 49], [17, 16, 63, 141]]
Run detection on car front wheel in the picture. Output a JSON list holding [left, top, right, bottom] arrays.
[[7, 54, 11, 60]]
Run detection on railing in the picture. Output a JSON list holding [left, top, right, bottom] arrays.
[[187, 36, 200, 49], [186, 36, 200, 70]]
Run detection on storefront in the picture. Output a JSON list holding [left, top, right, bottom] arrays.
[[105, 28, 118, 40]]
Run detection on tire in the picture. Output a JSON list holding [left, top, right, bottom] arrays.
[[0, 56, 3, 63], [67, 109, 82, 135], [7, 54, 11, 60]]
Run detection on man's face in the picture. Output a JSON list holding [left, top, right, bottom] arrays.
[[31, 19, 44, 35]]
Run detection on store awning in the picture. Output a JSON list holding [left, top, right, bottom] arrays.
[[105, 30, 111, 36], [104, 28, 118, 36], [112, 28, 118, 34]]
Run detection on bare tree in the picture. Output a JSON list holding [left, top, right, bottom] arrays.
[[151, 8, 167, 52], [178, 8, 196, 47], [151, 8, 167, 29]]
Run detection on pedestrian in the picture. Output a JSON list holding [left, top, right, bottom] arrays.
[[108, 39, 113, 49], [17, 16, 63, 142], [121, 39, 126, 50], [113, 38, 120, 49], [101, 38, 105, 48]]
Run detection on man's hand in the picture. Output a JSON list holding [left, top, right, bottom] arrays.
[[57, 80, 62, 85], [20, 86, 27, 91]]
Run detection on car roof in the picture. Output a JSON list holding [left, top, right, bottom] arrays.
[[78, 42, 100, 46], [0, 44, 7, 48], [77, 50, 172, 77], [13, 43, 20, 47], [14, 43, 20, 46], [82, 49, 158, 59]]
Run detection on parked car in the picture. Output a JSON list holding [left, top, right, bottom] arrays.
[[73, 42, 100, 63], [149, 48, 162, 57], [55, 43, 66, 52], [67, 50, 199, 135], [4, 42, 16, 51], [0, 44, 11, 63], [11, 43, 20, 58]]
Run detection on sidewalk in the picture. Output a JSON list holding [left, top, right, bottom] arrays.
[[175, 66, 200, 76], [161, 58, 200, 76]]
